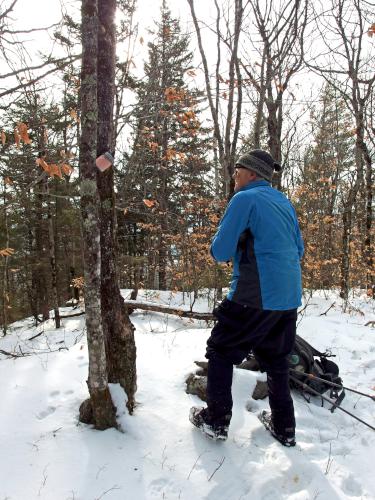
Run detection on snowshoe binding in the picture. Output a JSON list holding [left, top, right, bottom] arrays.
[[258, 410, 296, 447], [189, 406, 229, 441]]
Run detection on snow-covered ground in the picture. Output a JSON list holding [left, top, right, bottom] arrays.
[[0, 290, 374, 500]]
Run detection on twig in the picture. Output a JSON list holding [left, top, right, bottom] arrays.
[[1, 346, 69, 358], [298, 303, 316, 316], [28, 330, 44, 341], [37, 464, 49, 496], [319, 302, 336, 316], [208, 456, 225, 481], [94, 486, 121, 500], [161, 445, 167, 469], [95, 464, 108, 480], [187, 451, 207, 480], [325, 442, 333, 475], [0, 348, 30, 358], [297, 296, 316, 327]]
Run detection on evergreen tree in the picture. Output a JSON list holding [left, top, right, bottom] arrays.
[[0, 90, 80, 329], [118, 1, 212, 290]]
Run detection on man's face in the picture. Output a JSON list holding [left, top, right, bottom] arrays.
[[233, 167, 256, 191]]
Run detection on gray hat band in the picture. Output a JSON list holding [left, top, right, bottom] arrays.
[[248, 155, 273, 180], [236, 154, 273, 181]]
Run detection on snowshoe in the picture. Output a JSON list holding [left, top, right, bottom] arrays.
[[189, 406, 229, 441], [258, 410, 296, 447]]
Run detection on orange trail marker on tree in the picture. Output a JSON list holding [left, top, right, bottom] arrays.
[[96, 152, 114, 172]]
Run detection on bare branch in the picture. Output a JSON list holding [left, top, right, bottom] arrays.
[[0, 54, 80, 99], [0, 54, 80, 80], [0, 0, 17, 23], [187, 0, 224, 165], [1, 23, 60, 36]]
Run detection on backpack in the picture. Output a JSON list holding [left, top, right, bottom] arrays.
[[288, 335, 345, 410]]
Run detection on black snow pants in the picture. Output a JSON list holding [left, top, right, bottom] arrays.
[[205, 298, 297, 435]]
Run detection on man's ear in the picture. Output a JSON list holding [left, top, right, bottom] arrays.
[[247, 169, 257, 181]]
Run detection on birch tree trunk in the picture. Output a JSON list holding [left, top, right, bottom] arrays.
[[79, 0, 117, 430], [96, 0, 137, 413]]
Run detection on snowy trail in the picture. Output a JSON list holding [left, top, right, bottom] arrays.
[[0, 291, 374, 500]]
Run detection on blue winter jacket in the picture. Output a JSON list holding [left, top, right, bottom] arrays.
[[211, 180, 304, 310]]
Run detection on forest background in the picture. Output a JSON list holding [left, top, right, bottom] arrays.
[[0, 0, 374, 427]]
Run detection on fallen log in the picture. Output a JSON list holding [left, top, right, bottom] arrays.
[[123, 300, 214, 321], [0, 348, 30, 358], [59, 311, 85, 319]]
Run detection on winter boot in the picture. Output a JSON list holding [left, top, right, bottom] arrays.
[[258, 410, 296, 447], [189, 406, 229, 441]]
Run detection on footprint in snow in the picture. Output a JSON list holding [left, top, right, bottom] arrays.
[[36, 406, 56, 420], [342, 474, 363, 497], [361, 359, 375, 370], [148, 478, 179, 498]]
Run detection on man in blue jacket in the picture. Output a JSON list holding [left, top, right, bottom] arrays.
[[189, 149, 304, 447]]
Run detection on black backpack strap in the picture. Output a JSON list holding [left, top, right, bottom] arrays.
[[295, 334, 334, 358]]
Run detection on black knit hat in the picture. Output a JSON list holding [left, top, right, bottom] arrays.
[[235, 150, 281, 182]]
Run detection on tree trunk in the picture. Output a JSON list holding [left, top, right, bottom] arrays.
[[365, 155, 373, 295], [79, 0, 116, 430], [96, 0, 137, 413], [356, 119, 373, 294], [340, 146, 362, 300], [47, 184, 61, 328], [340, 205, 352, 301], [34, 185, 50, 321], [26, 208, 39, 325], [266, 86, 282, 190], [157, 129, 169, 290], [1, 181, 10, 335]]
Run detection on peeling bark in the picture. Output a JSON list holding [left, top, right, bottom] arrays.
[[96, 0, 137, 413], [79, 0, 116, 430]]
